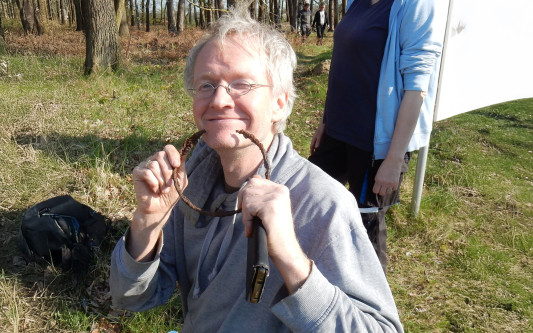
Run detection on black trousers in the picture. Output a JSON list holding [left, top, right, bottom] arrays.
[[309, 133, 410, 272], [316, 24, 326, 39]]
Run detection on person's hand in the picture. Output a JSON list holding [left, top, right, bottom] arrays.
[[310, 122, 325, 155], [127, 144, 187, 261], [238, 175, 311, 293], [133, 144, 186, 219], [372, 156, 403, 196]]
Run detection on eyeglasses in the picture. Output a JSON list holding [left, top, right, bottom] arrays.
[[188, 80, 272, 99]]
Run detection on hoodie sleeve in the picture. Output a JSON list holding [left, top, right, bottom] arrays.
[[271, 242, 403, 332], [270, 159, 404, 333], [110, 213, 180, 312]]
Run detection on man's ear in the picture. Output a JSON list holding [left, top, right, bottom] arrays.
[[272, 92, 288, 123]]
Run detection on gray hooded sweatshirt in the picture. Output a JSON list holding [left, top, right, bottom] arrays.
[[110, 133, 404, 332]]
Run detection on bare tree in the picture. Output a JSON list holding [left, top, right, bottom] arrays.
[[274, 0, 280, 28], [15, 0, 47, 34], [327, 0, 333, 30], [287, 0, 297, 32], [248, 0, 256, 20], [333, 0, 338, 29], [166, 0, 176, 32], [214, 0, 222, 19], [72, 0, 84, 30], [145, 0, 149, 31], [129, 0, 134, 25], [115, 0, 129, 36], [135, 0, 140, 28], [83, 0, 120, 75], [0, 12, 4, 42], [176, 0, 184, 33]]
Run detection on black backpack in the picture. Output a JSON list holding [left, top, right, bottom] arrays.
[[19, 195, 108, 283]]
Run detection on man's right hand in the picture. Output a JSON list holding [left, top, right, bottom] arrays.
[[126, 144, 187, 261], [310, 122, 325, 155]]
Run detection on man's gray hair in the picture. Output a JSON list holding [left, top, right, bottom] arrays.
[[184, 4, 297, 133]]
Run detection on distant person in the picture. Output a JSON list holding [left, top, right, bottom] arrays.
[[297, 0, 304, 35], [110, 4, 404, 332], [299, 2, 312, 42], [309, 0, 445, 272], [312, 3, 329, 45]]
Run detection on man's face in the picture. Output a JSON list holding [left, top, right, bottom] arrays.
[[192, 37, 285, 152], [320, 5, 325, 10]]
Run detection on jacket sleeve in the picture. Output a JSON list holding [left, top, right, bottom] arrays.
[[271, 224, 403, 332], [398, 0, 445, 92], [110, 212, 180, 312], [270, 170, 404, 333]]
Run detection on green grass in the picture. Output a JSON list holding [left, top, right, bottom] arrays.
[[1, 30, 532, 332]]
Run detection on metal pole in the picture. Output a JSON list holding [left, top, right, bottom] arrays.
[[410, 0, 453, 216], [410, 145, 429, 216]]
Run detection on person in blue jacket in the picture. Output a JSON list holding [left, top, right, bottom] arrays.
[[309, 0, 445, 271]]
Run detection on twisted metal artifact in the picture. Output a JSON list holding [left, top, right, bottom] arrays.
[[172, 129, 271, 217]]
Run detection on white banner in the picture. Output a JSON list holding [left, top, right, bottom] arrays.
[[434, 0, 533, 121]]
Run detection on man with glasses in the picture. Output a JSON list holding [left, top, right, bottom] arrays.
[[110, 5, 403, 332]]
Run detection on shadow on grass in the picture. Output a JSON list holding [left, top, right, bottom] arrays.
[[12, 130, 192, 177], [1, 131, 192, 322]]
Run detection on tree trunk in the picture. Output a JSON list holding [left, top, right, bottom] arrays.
[[83, 0, 120, 75], [114, 0, 129, 37], [35, 0, 47, 34], [214, 0, 222, 19], [176, 0, 184, 33], [274, 0, 280, 28], [0, 13, 4, 42], [341, 0, 346, 17], [333, 0, 338, 29], [198, 0, 205, 29], [129, 0, 134, 26], [327, 0, 333, 31], [188, 1, 191, 25], [72, 0, 83, 30], [257, 0, 264, 23], [166, 0, 176, 32], [287, 0, 296, 32], [145, 0, 149, 31], [248, 0, 255, 20], [135, 0, 140, 29], [194, 1, 198, 27], [59, 0, 65, 24]]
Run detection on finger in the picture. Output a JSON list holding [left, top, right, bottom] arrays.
[[238, 176, 264, 237], [163, 144, 182, 169], [237, 188, 253, 237], [144, 157, 167, 192], [164, 144, 188, 189], [133, 164, 161, 194], [314, 135, 321, 150]]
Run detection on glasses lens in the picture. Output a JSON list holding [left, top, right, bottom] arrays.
[[229, 81, 252, 96], [196, 83, 215, 98]]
